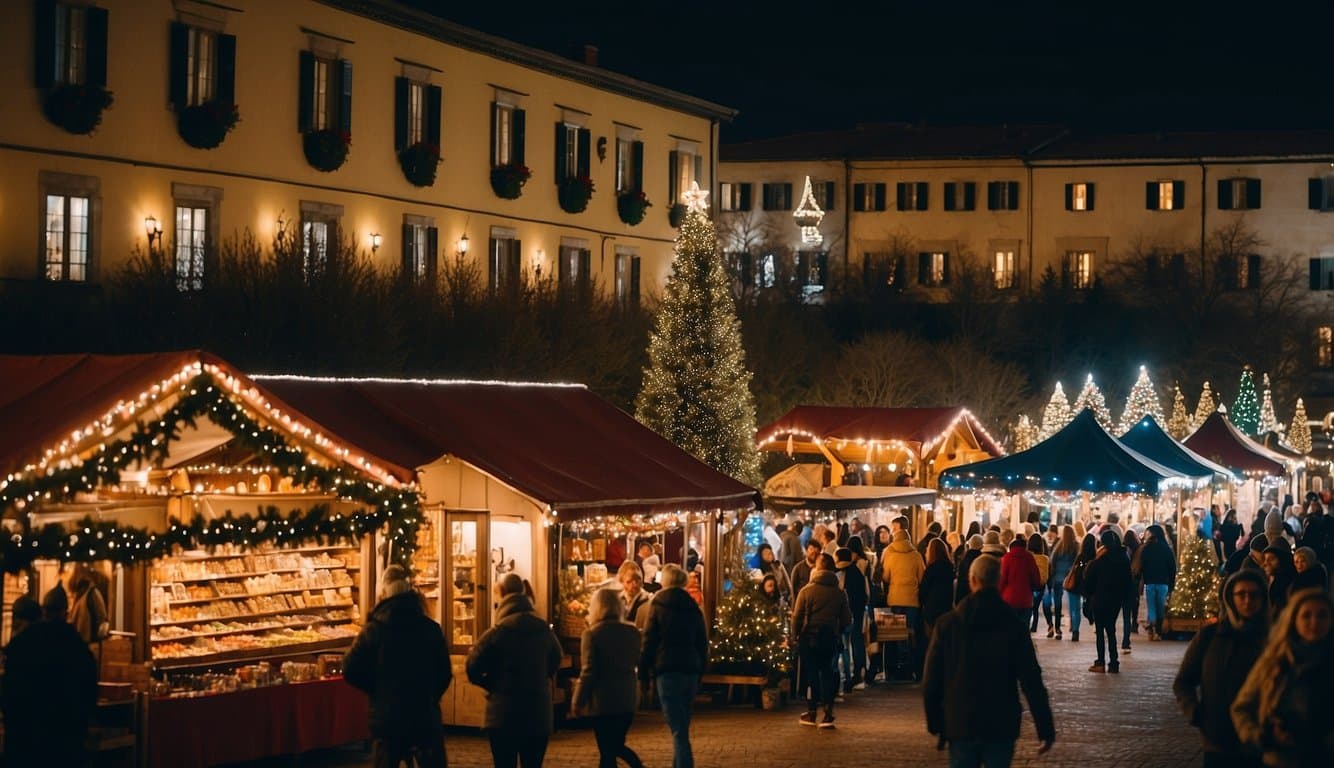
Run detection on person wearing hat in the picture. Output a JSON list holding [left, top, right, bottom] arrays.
[[980, 530, 1007, 558], [1081, 529, 1133, 673], [344, 565, 452, 768], [1224, 533, 1268, 577], [1292, 546, 1329, 593]]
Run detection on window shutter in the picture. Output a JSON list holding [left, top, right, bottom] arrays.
[[874, 184, 886, 211], [1145, 182, 1157, 210], [401, 223, 415, 274], [1172, 180, 1185, 209], [944, 183, 956, 211], [1064, 183, 1073, 211], [668, 150, 679, 204], [1007, 181, 1019, 209], [963, 182, 975, 210], [1246, 179, 1261, 209], [1061, 254, 1072, 288], [169, 22, 190, 109], [338, 59, 353, 135], [579, 249, 591, 284], [987, 182, 999, 210], [576, 128, 591, 177], [783, 183, 793, 209], [739, 183, 751, 211], [489, 103, 499, 166], [298, 51, 315, 133], [1086, 183, 1096, 210], [853, 183, 866, 211], [1220, 254, 1237, 289], [1247, 254, 1261, 288], [917, 252, 929, 285], [511, 108, 525, 165], [895, 183, 906, 211], [632, 140, 644, 190], [1310, 179, 1324, 210], [1217, 179, 1233, 210], [630, 257, 641, 305], [511, 240, 522, 284], [694, 154, 704, 187], [1311, 258, 1323, 290], [393, 77, 409, 151], [34, 0, 56, 88], [85, 7, 109, 88], [916, 182, 929, 211], [824, 181, 835, 211], [942, 253, 951, 284], [426, 84, 442, 147], [216, 34, 236, 105]]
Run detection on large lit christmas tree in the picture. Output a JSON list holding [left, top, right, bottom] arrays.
[[1258, 373, 1281, 436], [1167, 521, 1220, 622], [1012, 414, 1039, 452], [1231, 367, 1260, 436], [708, 547, 789, 684], [1117, 365, 1165, 435], [1289, 398, 1313, 454], [1192, 381, 1217, 430], [1072, 373, 1114, 431], [1039, 382, 1073, 439], [1167, 385, 1191, 440], [635, 184, 763, 487]]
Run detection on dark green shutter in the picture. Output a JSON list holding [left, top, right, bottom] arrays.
[[944, 183, 956, 211], [169, 22, 189, 109], [393, 77, 409, 151], [554, 124, 567, 180], [489, 103, 499, 166], [1064, 183, 1073, 210], [784, 183, 792, 209], [426, 84, 441, 147], [824, 181, 835, 210], [854, 183, 866, 211], [216, 33, 236, 104], [338, 60, 353, 135], [631, 141, 644, 190], [896, 183, 906, 211], [576, 128, 591, 177], [630, 257, 641, 305], [1310, 179, 1324, 210], [1217, 179, 1232, 210], [987, 182, 999, 210], [918, 252, 929, 285], [1086, 183, 1096, 210], [402, 223, 415, 274], [874, 184, 886, 211], [298, 51, 315, 132], [426, 227, 438, 280], [916, 182, 928, 210], [668, 151, 679, 203], [942, 253, 951, 284], [1007, 181, 1019, 209], [1311, 258, 1322, 290], [694, 154, 703, 188], [1145, 182, 1157, 210], [1246, 179, 1261, 209], [963, 182, 975, 210], [739, 183, 751, 211], [85, 7, 109, 88], [511, 108, 525, 164], [579, 249, 591, 286], [1172, 180, 1185, 209], [34, 0, 56, 87], [1247, 254, 1261, 289]]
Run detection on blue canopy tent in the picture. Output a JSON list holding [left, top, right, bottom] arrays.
[[1118, 415, 1235, 481]]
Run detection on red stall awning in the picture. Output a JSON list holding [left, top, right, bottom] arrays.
[[756, 405, 1004, 457], [1183, 411, 1289, 477]]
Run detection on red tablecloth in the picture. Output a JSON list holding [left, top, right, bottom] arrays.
[[148, 677, 369, 768]]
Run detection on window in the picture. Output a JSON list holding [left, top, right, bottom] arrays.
[[170, 184, 220, 292], [796, 251, 828, 294], [36, 3, 108, 90], [812, 181, 836, 211], [39, 171, 99, 282], [169, 23, 236, 110], [1317, 326, 1333, 370], [1146, 180, 1186, 211], [1221, 254, 1261, 291], [555, 123, 592, 180], [402, 216, 438, 284], [896, 182, 928, 211], [488, 228, 522, 292], [491, 100, 525, 167], [852, 183, 886, 212], [614, 248, 641, 307], [863, 253, 903, 287], [1308, 177, 1334, 212], [558, 239, 592, 293], [1218, 178, 1261, 210], [1309, 257, 1334, 290], [993, 250, 1016, 289], [762, 183, 793, 211], [943, 182, 976, 211], [615, 135, 644, 193], [719, 182, 752, 212], [299, 201, 342, 278], [669, 149, 702, 205], [394, 76, 441, 152], [1064, 250, 1094, 290], [1065, 182, 1095, 211], [728, 252, 753, 287], [918, 252, 949, 286], [986, 181, 1020, 211], [1146, 253, 1188, 287], [298, 52, 352, 134]]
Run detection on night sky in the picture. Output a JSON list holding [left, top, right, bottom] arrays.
[[409, 1, 1334, 143]]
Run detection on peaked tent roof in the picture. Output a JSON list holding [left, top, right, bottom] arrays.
[[254, 376, 759, 518], [1182, 411, 1289, 476], [755, 405, 1004, 457], [1118, 415, 1237, 480], [938, 409, 1185, 494]]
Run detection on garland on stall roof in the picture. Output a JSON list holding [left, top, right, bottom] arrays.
[[0, 373, 421, 571]]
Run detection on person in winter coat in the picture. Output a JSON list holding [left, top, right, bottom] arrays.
[[792, 553, 852, 728], [574, 588, 645, 768], [873, 525, 894, 563], [1231, 588, 1334, 768], [1027, 533, 1050, 634], [1137, 524, 1176, 641], [839, 541, 871, 690], [919, 538, 955, 642], [923, 554, 1056, 765], [466, 573, 564, 768], [617, 561, 654, 631], [1121, 528, 1143, 650], [780, 521, 804, 572], [1261, 545, 1298, 620], [882, 528, 926, 676], [917, 521, 944, 558], [1173, 569, 1270, 768], [955, 522, 982, 563], [640, 564, 708, 768], [342, 566, 451, 768], [1082, 529, 1133, 673], [999, 538, 1042, 630], [954, 534, 984, 605], [1219, 509, 1244, 561], [790, 539, 822, 597], [1291, 547, 1328, 593], [67, 565, 109, 645], [1046, 525, 1079, 640], [757, 542, 794, 602], [1299, 501, 1334, 573], [1226, 533, 1270, 577]]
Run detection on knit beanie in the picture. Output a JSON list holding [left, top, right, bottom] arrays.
[[1264, 508, 1285, 541], [379, 564, 412, 599], [968, 534, 984, 550]]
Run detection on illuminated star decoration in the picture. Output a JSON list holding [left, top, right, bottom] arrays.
[[681, 180, 710, 212]]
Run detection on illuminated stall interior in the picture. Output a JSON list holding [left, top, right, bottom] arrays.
[[1183, 411, 1300, 527]]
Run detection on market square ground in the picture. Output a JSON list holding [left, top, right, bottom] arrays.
[[237, 632, 1203, 767]]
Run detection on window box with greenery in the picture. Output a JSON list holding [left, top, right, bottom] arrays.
[[303, 128, 350, 172], [558, 175, 595, 214], [490, 163, 531, 199], [554, 122, 592, 213], [297, 52, 353, 172], [394, 76, 442, 187], [169, 23, 239, 149], [616, 189, 652, 226], [34, 3, 113, 135], [398, 142, 441, 188], [668, 202, 687, 228]]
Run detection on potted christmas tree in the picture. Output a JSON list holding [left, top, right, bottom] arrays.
[[1165, 513, 1221, 635], [707, 546, 788, 708]]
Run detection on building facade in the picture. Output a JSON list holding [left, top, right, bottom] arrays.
[[1, 0, 734, 303]]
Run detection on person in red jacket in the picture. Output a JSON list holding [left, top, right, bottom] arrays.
[[999, 538, 1043, 630]]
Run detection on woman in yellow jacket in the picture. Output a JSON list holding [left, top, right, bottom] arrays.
[[880, 530, 926, 679]]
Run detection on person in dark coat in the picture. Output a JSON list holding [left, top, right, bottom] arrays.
[[791, 553, 852, 728], [574, 588, 645, 768], [836, 544, 869, 691], [344, 565, 451, 768], [954, 534, 983, 605], [919, 538, 955, 642], [780, 521, 804, 572], [1292, 547, 1329, 593], [790, 539, 822, 597], [640, 564, 708, 768], [1224, 533, 1269, 577], [924, 553, 1055, 764], [1082, 529, 1133, 673], [1173, 569, 1269, 768], [1138, 524, 1177, 641], [466, 573, 564, 768], [1218, 509, 1244, 561], [1261, 544, 1297, 620], [2, 589, 98, 768]]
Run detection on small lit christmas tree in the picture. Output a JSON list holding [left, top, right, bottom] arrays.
[[636, 184, 763, 487], [1072, 373, 1114, 431], [1167, 385, 1191, 440], [1118, 365, 1165, 435], [1231, 367, 1261, 436], [1167, 523, 1221, 622], [1258, 373, 1281, 436], [1289, 398, 1313, 454], [709, 547, 789, 684], [1039, 382, 1073, 439], [1012, 414, 1039, 451], [1192, 381, 1217, 430]]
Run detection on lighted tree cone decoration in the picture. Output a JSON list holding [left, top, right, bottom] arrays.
[[1289, 398, 1313, 454], [1072, 373, 1114, 431], [792, 176, 825, 246], [1231, 367, 1261, 437], [1258, 373, 1281, 437], [1012, 415, 1039, 452], [1192, 381, 1217, 431], [1039, 382, 1073, 440], [1167, 385, 1191, 440], [1118, 365, 1165, 435], [1167, 523, 1221, 621], [635, 182, 764, 488], [709, 547, 789, 684]]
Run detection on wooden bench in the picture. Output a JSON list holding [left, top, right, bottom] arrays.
[[699, 672, 768, 705]]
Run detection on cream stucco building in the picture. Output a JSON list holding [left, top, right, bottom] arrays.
[[1, 0, 734, 302]]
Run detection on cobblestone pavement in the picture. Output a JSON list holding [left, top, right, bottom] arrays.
[[234, 625, 1204, 768]]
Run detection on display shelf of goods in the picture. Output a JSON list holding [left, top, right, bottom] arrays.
[[302, 129, 351, 172], [149, 544, 361, 669], [558, 175, 595, 214], [177, 101, 240, 149], [668, 202, 687, 228], [617, 190, 652, 226], [490, 163, 531, 199], [42, 83, 114, 135], [399, 141, 441, 187]]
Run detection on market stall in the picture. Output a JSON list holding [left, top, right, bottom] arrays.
[[1184, 411, 1300, 526], [763, 463, 938, 528], [1118, 415, 1236, 524]]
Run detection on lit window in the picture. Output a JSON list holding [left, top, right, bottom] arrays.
[[488, 235, 522, 292], [993, 250, 1016, 289], [302, 220, 329, 275], [174, 205, 207, 291], [615, 249, 641, 307], [53, 4, 87, 85], [1158, 182, 1174, 211], [44, 194, 90, 282], [186, 27, 216, 106], [1318, 326, 1333, 369], [1072, 183, 1088, 211], [494, 105, 513, 165], [926, 252, 946, 285], [407, 81, 426, 146], [1066, 250, 1094, 289], [759, 253, 776, 287], [563, 124, 579, 179]]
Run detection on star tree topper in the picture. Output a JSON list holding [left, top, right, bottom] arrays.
[[681, 180, 710, 212]]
